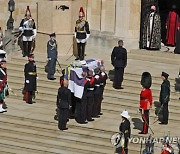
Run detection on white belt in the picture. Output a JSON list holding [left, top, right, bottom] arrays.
[[87, 88, 94, 91]]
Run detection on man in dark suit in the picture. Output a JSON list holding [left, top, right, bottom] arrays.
[[47, 33, 58, 80], [24, 54, 37, 104], [111, 40, 127, 89], [159, 72, 170, 125], [57, 80, 71, 130]]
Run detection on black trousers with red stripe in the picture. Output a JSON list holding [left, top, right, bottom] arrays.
[[25, 91, 33, 104], [142, 110, 149, 134]]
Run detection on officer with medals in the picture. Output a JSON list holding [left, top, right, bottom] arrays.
[[0, 60, 8, 113], [115, 110, 131, 154], [74, 7, 90, 61], [47, 33, 58, 80], [24, 54, 37, 104], [19, 6, 37, 57], [139, 72, 153, 134]]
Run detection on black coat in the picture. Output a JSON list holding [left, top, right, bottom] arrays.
[[24, 61, 37, 91], [159, 79, 170, 104], [119, 118, 131, 139], [57, 87, 71, 109], [111, 46, 127, 68]]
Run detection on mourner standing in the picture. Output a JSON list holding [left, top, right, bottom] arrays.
[[47, 33, 58, 80], [115, 110, 131, 154], [142, 5, 161, 50], [0, 60, 8, 113], [111, 40, 127, 89], [74, 7, 90, 60], [159, 72, 170, 125], [19, 6, 37, 57], [24, 54, 37, 104], [57, 80, 71, 130], [139, 72, 152, 134]]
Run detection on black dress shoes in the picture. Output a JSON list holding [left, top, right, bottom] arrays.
[[138, 132, 147, 134], [87, 118, 94, 122], [159, 122, 168, 125]]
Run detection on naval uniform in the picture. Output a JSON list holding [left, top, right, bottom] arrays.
[[111, 46, 127, 89], [24, 60, 37, 104]]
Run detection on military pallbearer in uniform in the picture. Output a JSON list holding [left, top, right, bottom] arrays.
[[139, 72, 152, 134], [19, 6, 37, 57], [75, 7, 90, 61], [47, 33, 58, 80], [24, 54, 37, 104]]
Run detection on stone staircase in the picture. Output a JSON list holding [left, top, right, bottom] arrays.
[[0, 48, 180, 154]]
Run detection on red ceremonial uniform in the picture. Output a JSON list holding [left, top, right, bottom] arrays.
[[140, 88, 152, 110], [166, 11, 180, 46], [161, 145, 174, 154], [139, 88, 152, 134]]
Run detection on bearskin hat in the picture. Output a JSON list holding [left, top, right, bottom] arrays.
[[141, 72, 152, 89]]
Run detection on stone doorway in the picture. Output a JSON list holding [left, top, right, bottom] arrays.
[[139, 0, 180, 49]]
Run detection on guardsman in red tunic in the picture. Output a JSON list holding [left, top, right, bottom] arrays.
[[139, 72, 152, 134]]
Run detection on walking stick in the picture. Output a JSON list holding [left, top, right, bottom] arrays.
[[56, 59, 63, 72], [153, 103, 163, 124], [138, 109, 154, 135]]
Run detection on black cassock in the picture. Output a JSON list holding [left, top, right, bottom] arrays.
[[57, 86, 71, 130], [24, 60, 37, 104], [111, 46, 127, 89]]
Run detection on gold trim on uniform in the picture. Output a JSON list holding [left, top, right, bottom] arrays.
[[76, 19, 86, 32], [28, 72, 37, 75]]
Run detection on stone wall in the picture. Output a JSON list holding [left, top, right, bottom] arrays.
[[0, 0, 141, 52]]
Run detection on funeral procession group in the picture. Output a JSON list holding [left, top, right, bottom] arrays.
[[0, 2, 180, 154]]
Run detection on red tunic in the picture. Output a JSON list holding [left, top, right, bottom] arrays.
[[140, 88, 152, 110], [161, 145, 174, 154], [166, 11, 180, 46]]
